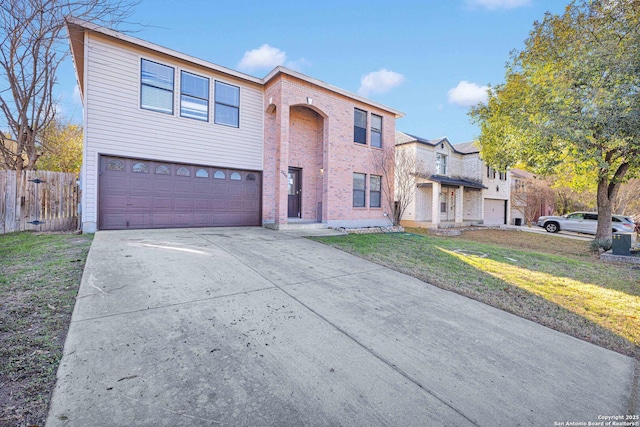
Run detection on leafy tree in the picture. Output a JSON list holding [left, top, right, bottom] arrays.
[[0, 0, 135, 172], [470, 0, 640, 239], [37, 120, 82, 172]]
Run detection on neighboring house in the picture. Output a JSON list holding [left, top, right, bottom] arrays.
[[395, 132, 510, 228], [510, 168, 555, 226], [67, 18, 402, 232]]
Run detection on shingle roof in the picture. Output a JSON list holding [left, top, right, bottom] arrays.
[[452, 141, 479, 154]]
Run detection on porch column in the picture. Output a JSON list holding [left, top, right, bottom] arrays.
[[455, 185, 464, 225], [431, 181, 441, 228], [275, 106, 290, 226]]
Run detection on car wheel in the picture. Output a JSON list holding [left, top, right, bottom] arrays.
[[545, 222, 559, 233]]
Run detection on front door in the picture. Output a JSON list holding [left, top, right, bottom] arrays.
[[288, 167, 301, 218]]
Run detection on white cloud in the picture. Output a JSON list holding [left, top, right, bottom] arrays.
[[448, 80, 489, 107], [466, 0, 531, 10], [285, 57, 311, 72], [358, 69, 405, 97], [237, 44, 286, 72]]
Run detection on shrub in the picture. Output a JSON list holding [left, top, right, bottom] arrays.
[[590, 238, 612, 252]]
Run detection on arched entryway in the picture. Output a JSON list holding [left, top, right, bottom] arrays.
[[287, 105, 325, 222]]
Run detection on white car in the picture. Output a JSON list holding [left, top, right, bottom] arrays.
[[536, 212, 636, 234]]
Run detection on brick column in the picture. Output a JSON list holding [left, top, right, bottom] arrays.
[[275, 105, 290, 226]]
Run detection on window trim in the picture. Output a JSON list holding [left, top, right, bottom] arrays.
[[370, 175, 382, 208], [214, 80, 240, 128], [371, 114, 382, 148], [436, 153, 448, 175], [353, 172, 366, 207], [180, 70, 210, 122], [140, 58, 175, 115], [354, 108, 367, 145]]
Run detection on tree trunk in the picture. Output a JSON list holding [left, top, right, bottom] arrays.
[[595, 178, 614, 240]]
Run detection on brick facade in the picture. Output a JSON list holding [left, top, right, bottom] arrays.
[[263, 72, 399, 228]]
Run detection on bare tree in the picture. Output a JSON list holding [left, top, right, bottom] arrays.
[[613, 178, 640, 216], [371, 144, 420, 226], [0, 0, 136, 171], [511, 176, 555, 226]]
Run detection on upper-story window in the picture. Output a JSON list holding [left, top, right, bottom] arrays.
[[436, 153, 448, 175], [214, 81, 240, 127], [141, 59, 174, 114], [371, 114, 382, 148], [180, 71, 209, 121], [354, 108, 367, 144], [499, 171, 507, 181], [487, 166, 497, 179]]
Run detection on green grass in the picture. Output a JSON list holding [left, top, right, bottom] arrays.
[[312, 229, 640, 360], [0, 232, 93, 427]]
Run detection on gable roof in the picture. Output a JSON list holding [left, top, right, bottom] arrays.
[[65, 17, 404, 118], [396, 131, 479, 155]]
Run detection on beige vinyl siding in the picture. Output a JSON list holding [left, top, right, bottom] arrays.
[[82, 34, 264, 226]]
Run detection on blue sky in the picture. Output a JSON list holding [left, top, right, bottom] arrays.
[[56, 0, 569, 144]]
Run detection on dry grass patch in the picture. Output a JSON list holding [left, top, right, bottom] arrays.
[[0, 232, 93, 427]]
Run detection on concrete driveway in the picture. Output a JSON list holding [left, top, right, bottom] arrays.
[[47, 228, 638, 427]]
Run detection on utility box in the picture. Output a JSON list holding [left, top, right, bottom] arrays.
[[612, 233, 631, 256], [514, 218, 522, 226]]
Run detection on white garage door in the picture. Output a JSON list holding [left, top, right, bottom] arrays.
[[484, 199, 506, 225]]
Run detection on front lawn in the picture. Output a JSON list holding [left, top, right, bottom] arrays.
[[0, 232, 93, 427], [312, 229, 640, 360]]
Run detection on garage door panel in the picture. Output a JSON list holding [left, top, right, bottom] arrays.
[[99, 155, 260, 230], [101, 213, 127, 229], [175, 198, 194, 210], [129, 177, 152, 192], [128, 213, 151, 228], [173, 213, 193, 226], [153, 180, 173, 193], [175, 180, 193, 193], [151, 213, 172, 227]]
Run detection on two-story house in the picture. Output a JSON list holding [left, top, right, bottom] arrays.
[[67, 18, 402, 232], [395, 132, 510, 228]]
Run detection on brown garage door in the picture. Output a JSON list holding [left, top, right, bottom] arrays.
[[99, 156, 261, 230]]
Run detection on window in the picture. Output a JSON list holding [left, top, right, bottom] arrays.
[[196, 168, 209, 178], [107, 160, 124, 171], [371, 114, 382, 148], [487, 166, 496, 179], [436, 153, 447, 175], [246, 174, 256, 181], [214, 81, 240, 127], [180, 71, 209, 121], [214, 170, 226, 179], [353, 173, 366, 207], [354, 109, 367, 144], [132, 162, 149, 173], [370, 175, 381, 208], [176, 167, 190, 177], [230, 172, 242, 181], [155, 165, 171, 175], [499, 171, 507, 181], [140, 59, 174, 114]]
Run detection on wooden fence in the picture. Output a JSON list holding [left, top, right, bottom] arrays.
[[0, 170, 79, 234]]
